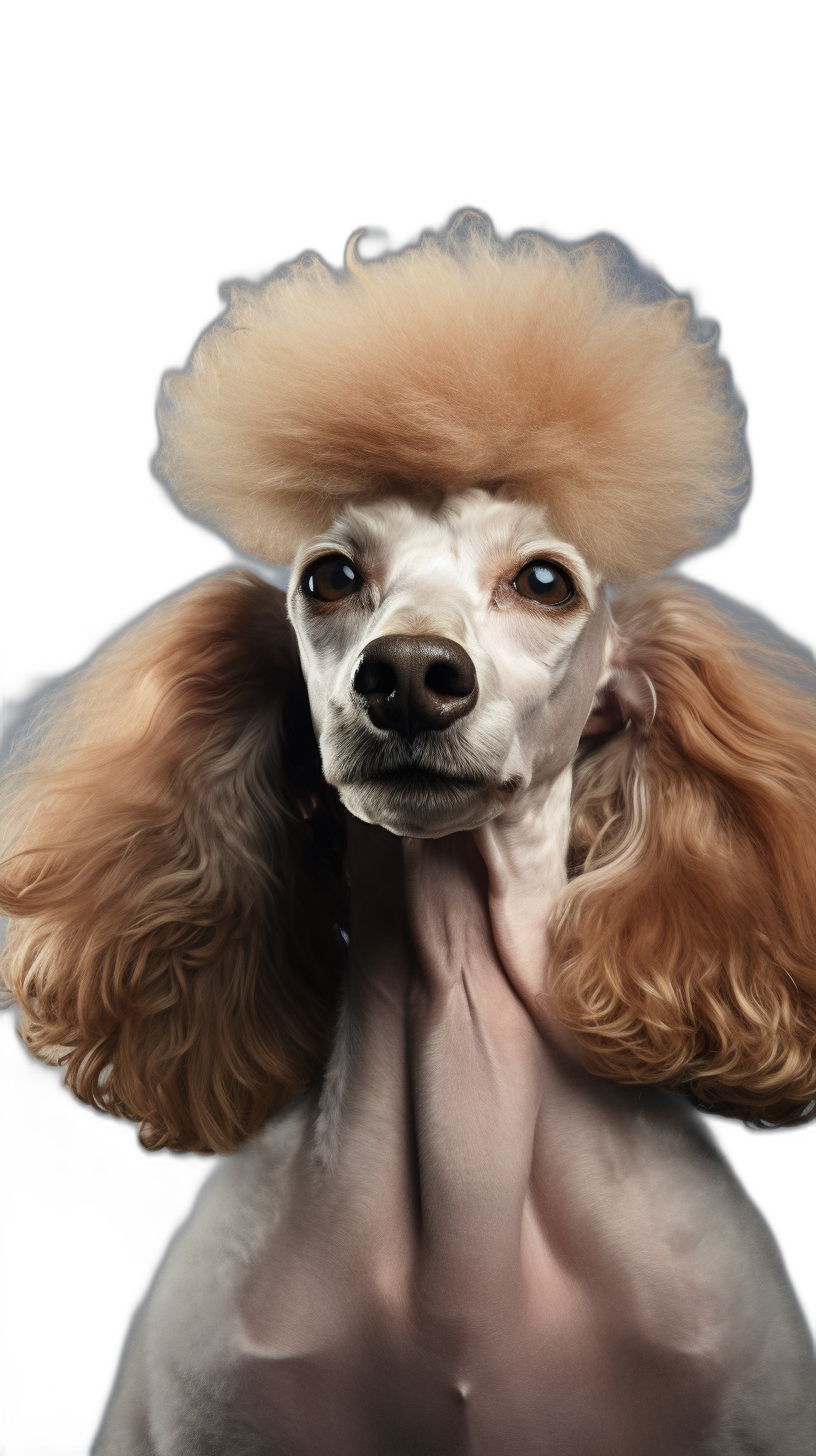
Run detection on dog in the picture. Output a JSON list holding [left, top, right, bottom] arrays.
[[3, 217, 816, 1453]]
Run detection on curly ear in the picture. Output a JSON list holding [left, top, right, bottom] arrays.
[[552, 577, 816, 1127], [0, 571, 344, 1153]]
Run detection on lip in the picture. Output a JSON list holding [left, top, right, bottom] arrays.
[[367, 767, 486, 788], [325, 717, 513, 805], [373, 768, 486, 780], [338, 765, 522, 804]]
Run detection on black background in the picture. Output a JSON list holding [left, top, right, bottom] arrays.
[[3, 82, 810, 1456]]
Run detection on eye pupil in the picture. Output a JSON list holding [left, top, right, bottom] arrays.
[[512, 559, 573, 605], [332, 563, 355, 590], [303, 554, 363, 603]]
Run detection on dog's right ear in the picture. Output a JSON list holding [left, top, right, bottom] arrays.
[[0, 571, 345, 1154]]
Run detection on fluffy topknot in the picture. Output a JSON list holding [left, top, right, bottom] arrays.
[[156, 214, 747, 581]]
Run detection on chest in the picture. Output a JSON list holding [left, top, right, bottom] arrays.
[[216, 1135, 745, 1455], [131, 1091, 815, 1456]]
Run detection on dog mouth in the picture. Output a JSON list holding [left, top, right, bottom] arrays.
[[361, 765, 488, 796], [325, 723, 522, 833], [341, 766, 491, 804], [330, 725, 490, 791], [327, 751, 518, 809], [326, 724, 523, 814]]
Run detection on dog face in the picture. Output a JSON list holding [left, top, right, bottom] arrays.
[[288, 489, 613, 837]]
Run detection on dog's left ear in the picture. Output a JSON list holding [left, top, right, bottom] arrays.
[[0, 571, 344, 1153], [580, 659, 657, 740], [552, 577, 816, 1126]]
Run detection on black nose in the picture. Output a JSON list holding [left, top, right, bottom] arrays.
[[353, 634, 479, 739]]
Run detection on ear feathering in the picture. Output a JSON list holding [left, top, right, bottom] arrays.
[[0, 572, 345, 1154], [156, 214, 746, 582], [552, 578, 816, 1127]]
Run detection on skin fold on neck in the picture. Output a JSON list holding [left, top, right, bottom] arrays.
[[309, 774, 581, 1310]]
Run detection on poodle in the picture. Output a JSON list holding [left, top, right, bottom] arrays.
[[2, 217, 816, 1454]]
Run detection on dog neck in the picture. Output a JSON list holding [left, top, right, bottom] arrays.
[[339, 767, 580, 1055], [310, 772, 582, 1291]]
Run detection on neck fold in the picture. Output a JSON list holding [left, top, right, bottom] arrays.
[[310, 774, 578, 1299]]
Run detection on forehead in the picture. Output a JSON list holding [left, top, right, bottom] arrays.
[[292, 490, 599, 593]]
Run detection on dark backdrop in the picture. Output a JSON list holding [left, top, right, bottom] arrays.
[[3, 105, 810, 1456]]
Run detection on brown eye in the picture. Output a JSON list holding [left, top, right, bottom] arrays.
[[302, 554, 364, 602], [512, 560, 574, 605]]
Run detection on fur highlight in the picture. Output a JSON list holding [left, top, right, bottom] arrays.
[[553, 579, 816, 1125], [0, 573, 345, 1154], [156, 216, 746, 582]]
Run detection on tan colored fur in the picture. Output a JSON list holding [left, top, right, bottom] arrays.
[[0, 574, 344, 1153], [553, 579, 816, 1125], [156, 216, 746, 582]]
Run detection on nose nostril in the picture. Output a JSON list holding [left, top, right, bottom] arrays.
[[424, 661, 472, 700], [354, 659, 398, 698]]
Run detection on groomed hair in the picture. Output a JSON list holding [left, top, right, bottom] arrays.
[[2, 571, 815, 1150], [156, 214, 746, 583], [0, 573, 345, 1154], [552, 578, 816, 1127]]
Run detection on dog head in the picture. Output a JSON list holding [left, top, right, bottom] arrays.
[[289, 490, 613, 837]]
